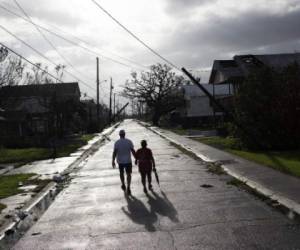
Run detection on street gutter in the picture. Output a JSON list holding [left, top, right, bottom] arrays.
[[0, 122, 120, 250]]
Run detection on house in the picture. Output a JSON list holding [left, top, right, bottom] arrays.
[[0, 82, 81, 145], [81, 99, 109, 132], [209, 52, 300, 86], [177, 83, 233, 127], [207, 53, 300, 113]]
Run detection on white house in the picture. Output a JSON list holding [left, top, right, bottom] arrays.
[[179, 83, 233, 124]]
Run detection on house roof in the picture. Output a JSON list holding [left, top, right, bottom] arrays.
[[209, 60, 243, 83], [0, 82, 80, 98], [209, 52, 300, 84], [235, 53, 300, 70]]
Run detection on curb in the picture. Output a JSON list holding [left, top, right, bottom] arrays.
[[0, 122, 120, 249], [0, 183, 57, 250], [142, 122, 300, 219]]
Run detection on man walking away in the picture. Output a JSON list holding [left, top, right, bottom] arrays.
[[112, 129, 136, 195], [135, 140, 156, 194]]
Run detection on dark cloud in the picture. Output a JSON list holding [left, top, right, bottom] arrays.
[[158, 7, 300, 72], [174, 8, 300, 49], [164, 0, 217, 15]]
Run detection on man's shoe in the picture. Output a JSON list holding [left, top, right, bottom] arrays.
[[148, 184, 153, 190], [143, 187, 148, 194], [127, 187, 131, 196], [121, 184, 126, 191]]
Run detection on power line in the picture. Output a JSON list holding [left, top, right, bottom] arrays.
[[91, 0, 181, 71], [12, 0, 93, 83], [0, 41, 67, 84], [0, 3, 147, 71], [1, 2, 147, 70], [0, 24, 96, 91]]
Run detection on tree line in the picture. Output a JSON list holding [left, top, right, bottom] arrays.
[[0, 46, 65, 87]]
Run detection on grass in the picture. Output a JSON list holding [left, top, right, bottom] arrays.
[[168, 127, 215, 136], [227, 178, 244, 186], [0, 174, 35, 199], [0, 203, 7, 213], [0, 134, 96, 165], [168, 128, 188, 135], [0, 148, 51, 165], [0, 174, 51, 214], [207, 163, 226, 175], [194, 136, 300, 178], [81, 134, 95, 143], [195, 136, 242, 150]]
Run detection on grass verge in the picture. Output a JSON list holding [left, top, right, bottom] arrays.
[[0, 174, 35, 199], [194, 136, 300, 178], [0, 174, 51, 199], [0, 203, 7, 213], [0, 134, 96, 165]]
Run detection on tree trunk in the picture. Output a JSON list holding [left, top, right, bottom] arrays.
[[152, 111, 161, 126]]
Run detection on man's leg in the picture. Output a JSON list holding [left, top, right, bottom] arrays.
[[119, 165, 126, 190], [125, 164, 132, 195]]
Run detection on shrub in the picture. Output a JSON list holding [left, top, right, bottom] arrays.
[[234, 63, 300, 150]]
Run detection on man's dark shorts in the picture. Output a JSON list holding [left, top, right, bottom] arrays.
[[119, 163, 132, 174]]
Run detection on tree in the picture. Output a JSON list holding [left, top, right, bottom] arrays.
[[234, 63, 300, 150], [0, 46, 62, 86], [0, 47, 25, 87], [24, 63, 54, 85], [55, 64, 65, 83], [123, 64, 185, 125]]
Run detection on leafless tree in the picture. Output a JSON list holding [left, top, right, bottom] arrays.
[[0, 48, 25, 87], [24, 63, 55, 85], [55, 64, 65, 83], [123, 63, 185, 125]]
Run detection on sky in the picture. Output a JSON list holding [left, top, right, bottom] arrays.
[[1, 0, 300, 105]]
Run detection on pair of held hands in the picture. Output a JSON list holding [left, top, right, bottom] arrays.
[[112, 160, 156, 171]]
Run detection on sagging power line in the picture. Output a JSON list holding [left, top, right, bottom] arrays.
[[12, 0, 93, 83], [0, 3, 147, 71], [90, 0, 181, 71], [0, 24, 96, 91], [0, 41, 70, 85]]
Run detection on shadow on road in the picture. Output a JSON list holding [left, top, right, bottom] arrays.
[[121, 190, 179, 232], [148, 190, 179, 223], [122, 195, 157, 232]]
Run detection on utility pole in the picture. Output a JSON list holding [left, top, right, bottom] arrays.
[[96, 57, 100, 129], [109, 77, 113, 124], [213, 81, 216, 128], [113, 93, 116, 121]]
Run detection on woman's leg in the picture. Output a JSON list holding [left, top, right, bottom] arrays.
[[147, 170, 152, 189], [141, 172, 146, 187]]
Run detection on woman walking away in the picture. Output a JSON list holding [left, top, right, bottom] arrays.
[[135, 140, 156, 194]]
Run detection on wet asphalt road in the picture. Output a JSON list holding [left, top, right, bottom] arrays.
[[13, 120, 300, 249]]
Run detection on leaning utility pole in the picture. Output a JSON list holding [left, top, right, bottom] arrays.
[[109, 77, 113, 124], [181, 67, 260, 147], [181, 67, 230, 117], [112, 102, 129, 121], [96, 57, 100, 129]]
